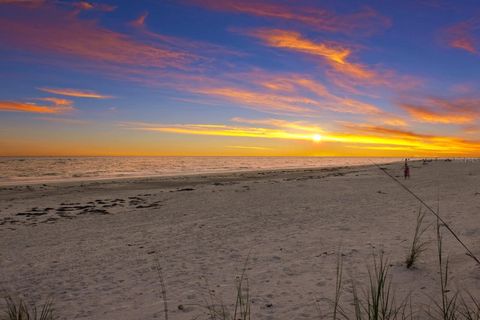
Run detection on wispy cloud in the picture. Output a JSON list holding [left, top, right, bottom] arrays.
[[400, 97, 480, 124], [250, 29, 350, 64], [37, 117, 90, 124], [36, 97, 72, 106], [128, 10, 243, 60], [228, 145, 272, 150], [71, 1, 116, 12], [443, 16, 479, 54], [231, 117, 323, 133], [193, 86, 317, 115], [0, 5, 193, 71], [38, 87, 112, 99], [120, 120, 324, 142], [131, 11, 149, 27], [248, 29, 374, 79], [0, 0, 116, 11], [186, 0, 390, 35], [0, 0, 45, 7], [335, 122, 480, 154], [373, 116, 409, 127], [461, 124, 480, 135], [245, 29, 416, 92], [192, 73, 382, 116], [0, 97, 74, 113], [340, 122, 432, 140]]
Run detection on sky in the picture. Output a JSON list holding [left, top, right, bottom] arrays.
[[0, 0, 480, 157]]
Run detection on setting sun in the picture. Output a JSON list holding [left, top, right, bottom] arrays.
[[312, 134, 322, 142]]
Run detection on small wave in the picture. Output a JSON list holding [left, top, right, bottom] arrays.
[[0, 156, 403, 184]]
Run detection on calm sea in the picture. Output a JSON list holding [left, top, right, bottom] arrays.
[[0, 157, 402, 185]]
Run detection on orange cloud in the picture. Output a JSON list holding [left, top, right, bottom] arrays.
[[248, 29, 381, 81], [443, 17, 479, 54], [334, 123, 480, 154], [0, 6, 192, 71], [75, 1, 93, 10], [251, 29, 351, 64], [327, 122, 480, 154], [245, 29, 422, 94], [193, 86, 316, 114], [375, 116, 409, 127], [116, 69, 381, 116], [259, 80, 296, 92], [340, 122, 431, 140], [402, 105, 473, 124], [121, 119, 480, 155], [400, 97, 479, 124], [36, 97, 73, 106], [193, 78, 382, 116], [187, 0, 390, 35], [255, 74, 383, 114], [0, 98, 74, 114], [38, 87, 112, 99], [187, 70, 383, 115]]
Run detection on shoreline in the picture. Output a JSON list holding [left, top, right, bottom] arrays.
[[0, 158, 405, 187]]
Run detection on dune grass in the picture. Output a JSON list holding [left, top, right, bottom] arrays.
[[405, 209, 430, 269], [201, 275, 251, 320], [331, 252, 411, 320], [2, 296, 55, 320], [459, 293, 480, 320], [425, 219, 480, 320], [332, 253, 343, 320], [201, 256, 251, 320], [154, 256, 169, 320]]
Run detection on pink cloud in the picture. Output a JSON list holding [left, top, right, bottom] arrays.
[[443, 16, 480, 54], [0, 5, 194, 72], [186, 0, 390, 36]]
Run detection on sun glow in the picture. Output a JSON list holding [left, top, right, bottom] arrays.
[[312, 133, 322, 142]]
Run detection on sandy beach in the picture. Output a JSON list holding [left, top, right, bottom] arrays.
[[1, 160, 479, 319]]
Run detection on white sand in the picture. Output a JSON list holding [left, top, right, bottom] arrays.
[[1, 160, 479, 319]]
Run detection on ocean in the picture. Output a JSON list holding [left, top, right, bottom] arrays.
[[0, 156, 403, 185]]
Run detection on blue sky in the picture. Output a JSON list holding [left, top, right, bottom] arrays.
[[0, 0, 479, 156]]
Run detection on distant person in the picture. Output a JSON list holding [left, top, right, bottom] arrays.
[[404, 159, 410, 179]]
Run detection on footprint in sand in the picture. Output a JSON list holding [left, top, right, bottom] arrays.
[[174, 188, 195, 192]]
